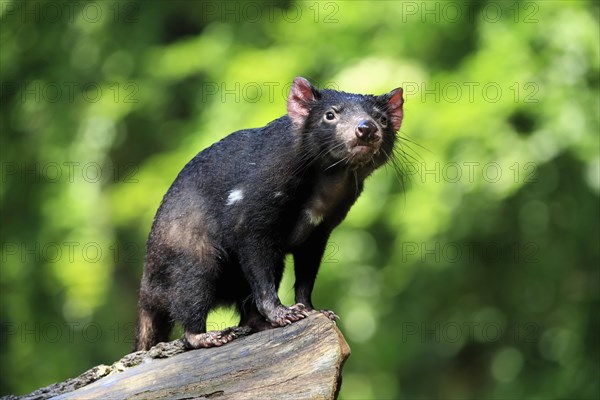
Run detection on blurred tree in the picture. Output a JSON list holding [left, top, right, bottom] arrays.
[[1, 1, 598, 399]]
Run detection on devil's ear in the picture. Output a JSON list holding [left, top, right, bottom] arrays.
[[379, 87, 404, 132], [287, 77, 320, 128]]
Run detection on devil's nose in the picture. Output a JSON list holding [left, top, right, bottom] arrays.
[[356, 120, 378, 141]]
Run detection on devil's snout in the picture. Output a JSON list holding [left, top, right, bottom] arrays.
[[355, 120, 379, 143]]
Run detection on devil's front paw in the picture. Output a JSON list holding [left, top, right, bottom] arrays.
[[297, 304, 339, 321], [319, 309, 339, 321], [267, 303, 311, 327]]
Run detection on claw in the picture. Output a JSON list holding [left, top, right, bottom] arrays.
[[184, 326, 250, 349], [267, 303, 311, 327], [319, 309, 339, 321]]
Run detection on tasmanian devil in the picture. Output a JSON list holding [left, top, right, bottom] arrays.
[[134, 77, 404, 351]]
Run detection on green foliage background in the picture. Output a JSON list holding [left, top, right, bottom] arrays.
[[1, 1, 598, 398]]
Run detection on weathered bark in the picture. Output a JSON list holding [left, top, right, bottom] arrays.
[[7, 313, 350, 400]]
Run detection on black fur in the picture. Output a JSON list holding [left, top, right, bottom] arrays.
[[134, 77, 404, 350]]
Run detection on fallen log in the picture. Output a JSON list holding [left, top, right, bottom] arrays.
[[7, 313, 350, 400]]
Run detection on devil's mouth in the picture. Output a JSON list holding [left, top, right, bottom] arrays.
[[352, 137, 381, 151], [348, 141, 381, 164]]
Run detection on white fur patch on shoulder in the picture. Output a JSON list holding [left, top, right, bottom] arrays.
[[226, 189, 244, 205]]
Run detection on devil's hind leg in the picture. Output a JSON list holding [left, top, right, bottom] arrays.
[[134, 299, 173, 351]]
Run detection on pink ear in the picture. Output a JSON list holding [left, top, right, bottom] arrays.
[[287, 77, 318, 128], [386, 87, 404, 132]]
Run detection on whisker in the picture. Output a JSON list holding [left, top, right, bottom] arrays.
[[324, 154, 351, 171], [397, 130, 430, 154]]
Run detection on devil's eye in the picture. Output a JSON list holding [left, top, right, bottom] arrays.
[[380, 116, 388, 127], [325, 111, 336, 121]]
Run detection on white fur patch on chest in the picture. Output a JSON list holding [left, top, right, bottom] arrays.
[[306, 208, 324, 226], [226, 189, 244, 205]]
